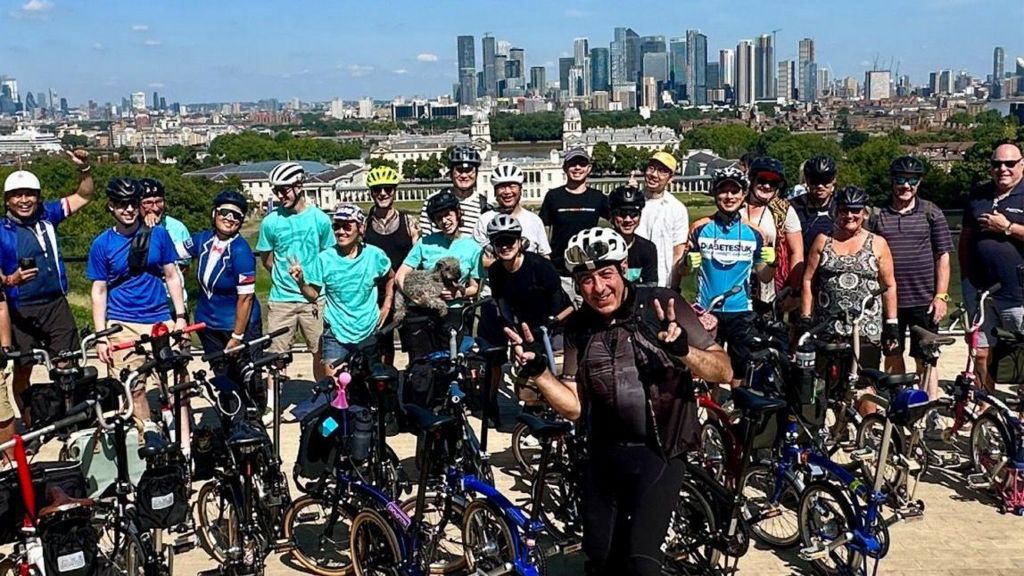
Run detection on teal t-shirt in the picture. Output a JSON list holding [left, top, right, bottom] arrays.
[[256, 205, 335, 303], [307, 244, 391, 344], [402, 233, 483, 308]]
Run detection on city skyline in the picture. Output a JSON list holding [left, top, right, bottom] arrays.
[[2, 0, 1023, 104]]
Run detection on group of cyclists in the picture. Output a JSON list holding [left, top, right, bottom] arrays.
[[0, 138, 1022, 574]]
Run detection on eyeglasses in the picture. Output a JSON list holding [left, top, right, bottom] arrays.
[[646, 164, 672, 175], [991, 158, 1023, 169], [140, 198, 164, 207], [273, 184, 298, 195], [215, 208, 244, 222], [893, 175, 921, 186], [614, 208, 642, 219], [452, 164, 477, 174], [332, 221, 358, 232], [372, 186, 396, 195]]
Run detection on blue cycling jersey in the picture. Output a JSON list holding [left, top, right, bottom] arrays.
[[692, 216, 763, 313]]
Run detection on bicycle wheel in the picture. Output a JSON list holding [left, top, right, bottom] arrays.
[[662, 478, 722, 575], [96, 523, 147, 576], [742, 464, 802, 548], [350, 509, 402, 576], [970, 413, 1010, 485], [798, 480, 857, 576], [511, 422, 543, 476], [400, 493, 467, 574], [530, 469, 582, 541], [854, 414, 906, 493], [700, 419, 729, 483], [195, 480, 240, 564], [823, 402, 859, 469], [918, 401, 972, 469], [282, 494, 356, 576], [462, 499, 516, 573]]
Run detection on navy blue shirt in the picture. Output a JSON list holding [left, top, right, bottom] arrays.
[[14, 225, 63, 305], [86, 225, 179, 324], [0, 200, 71, 308], [177, 230, 261, 332], [791, 195, 836, 258], [963, 180, 1024, 303]]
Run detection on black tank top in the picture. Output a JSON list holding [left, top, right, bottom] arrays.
[[365, 210, 414, 271]]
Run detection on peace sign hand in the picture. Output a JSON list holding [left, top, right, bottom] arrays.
[[503, 323, 549, 378], [287, 255, 305, 285], [650, 298, 689, 357]]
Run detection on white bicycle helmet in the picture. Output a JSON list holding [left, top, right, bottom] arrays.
[[491, 162, 524, 186], [269, 161, 306, 187], [564, 227, 628, 273], [486, 213, 523, 239]]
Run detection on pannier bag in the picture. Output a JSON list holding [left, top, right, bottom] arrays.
[[988, 329, 1024, 384], [38, 506, 98, 576], [135, 464, 189, 530], [0, 461, 87, 544]]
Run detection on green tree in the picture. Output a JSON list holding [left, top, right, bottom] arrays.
[[846, 136, 903, 202], [840, 131, 870, 151], [369, 158, 399, 170], [61, 134, 89, 148], [401, 159, 419, 181], [591, 142, 615, 175], [683, 124, 759, 158]]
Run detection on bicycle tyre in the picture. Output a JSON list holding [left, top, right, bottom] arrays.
[[350, 509, 402, 576], [662, 478, 722, 575], [462, 499, 517, 573], [854, 413, 906, 493], [400, 492, 467, 574], [798, 480, 857, 576], [96, 522, 147, 576], [918, 400, 972, 469], [194, 480, 239, 564], [742, 463, 802, 548], [530, 468, 582, 541], [511, 422, 542, 476], [699, 418, 729, 484], [970, 412, 1011, 485], [282, 494, 357, 576]]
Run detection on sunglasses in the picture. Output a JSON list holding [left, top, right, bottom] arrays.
[[111, 200, 138, 210], [838, 206, 865, 214], [273, 184, 298, 195], [332, 221, 359, 231], [614, 208, 642, 219], [755, 178, 781, 188], [215, 208, 244, 222], [372, 186, 396, 195], [893, 175, 921, 186], [991, 158, 1022, 169], [491, 235, 520, 248], [808, 177, 835, 187], [453, 164, 477, 174], [564, 159, 591, 169]]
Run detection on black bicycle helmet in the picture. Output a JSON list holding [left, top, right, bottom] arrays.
[[447, 145, 482, 167], [138, 178, 165, 199], [836, 186, 869, 209], [749, 156, 787, 188], [213, 189, 248, 214], [607, 185, 646, 213], [426, 191, 461, 220], [803, 155, 837, 181], [889, 156, 926, 176], [106, 178, 140, 202]]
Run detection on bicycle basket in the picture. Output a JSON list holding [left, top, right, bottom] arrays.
[[135, 463, 189, 530], [889, 388, 930, 428], [38, 506, 98, 576]]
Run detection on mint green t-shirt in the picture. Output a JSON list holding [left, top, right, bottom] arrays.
[[402, 233, 483, 309], [307, 244, 391, 344], [256, 206, 335, 303]]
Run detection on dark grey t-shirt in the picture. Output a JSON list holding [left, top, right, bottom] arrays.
[[872, 199, 952, 308]]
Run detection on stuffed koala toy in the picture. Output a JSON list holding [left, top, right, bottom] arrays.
[[394, 257, 463, 321]]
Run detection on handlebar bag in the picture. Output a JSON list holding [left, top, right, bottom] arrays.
[[988, 330, 1024, 384], [39, 506, 98, 576], [136, 463, 189, 530]]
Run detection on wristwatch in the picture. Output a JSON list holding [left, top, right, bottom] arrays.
[[935, 293, 950, 302]]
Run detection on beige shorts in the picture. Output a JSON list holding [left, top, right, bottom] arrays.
[[0, 371, 14, 422], [266, 300, 324, 355], [107, 320, 175, 379]]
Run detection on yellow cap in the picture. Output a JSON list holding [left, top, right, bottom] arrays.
[[649, 151, 678, 173]]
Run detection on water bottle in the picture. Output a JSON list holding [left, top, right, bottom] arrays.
[[794, 343, 817, 404], [349, 406, 373, 462]]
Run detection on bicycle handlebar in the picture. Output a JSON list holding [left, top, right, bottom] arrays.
[[96, 361, 150, 430], [706, 285, 743, 313], [0, 400, 97, 452], [110, 322, 206, 352], [797, 320, 832, 347], [202, 326, 289, 362]]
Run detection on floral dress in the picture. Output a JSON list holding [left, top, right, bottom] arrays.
[[814, 233, 882, 344]]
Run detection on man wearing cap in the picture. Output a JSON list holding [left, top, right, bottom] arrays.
[[539, 147, 608, 303], [418, 145, 490, 236], [0, 150, 93, 433], [637, 151, 689, 289], [291, 204, 394, 373]]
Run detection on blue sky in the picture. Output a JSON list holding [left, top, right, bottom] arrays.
[[2, 0, 1022, 105]]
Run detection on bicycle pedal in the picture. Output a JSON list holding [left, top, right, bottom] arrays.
[[172, 533, 197, 554], [967, 473, 991, 489], [850, 448, 876, 463], [272, 538, 293, 553], [798, 544, 830, 561], [474, 562, 513, 576]]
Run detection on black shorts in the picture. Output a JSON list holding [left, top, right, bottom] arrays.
[[712, 311, 755, 378], [10, 298, 80, 367], [887, 305, 939, 365]]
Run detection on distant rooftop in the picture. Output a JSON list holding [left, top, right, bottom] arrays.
[[185, 160, 335, 180]]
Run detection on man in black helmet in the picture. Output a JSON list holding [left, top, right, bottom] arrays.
[[791, 155, 839, 256], [418, 145, 490, 236], [867, 156, 952, 408]]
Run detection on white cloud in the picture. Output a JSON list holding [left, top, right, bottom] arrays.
[[131, 24, 149, 32], [148, 82, 164, 88], [21, 0, 52, 12], [564, 8, 588, 18], [393, 69, 409, 75], [348, 64, 374, 77], [92, 43, 103, 51], [416, 53, 439, 63], [144, 39, 161, 46]]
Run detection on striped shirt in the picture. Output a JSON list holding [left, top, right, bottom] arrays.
[[418, 188, 490, 237], [872, 199, 952, 308]]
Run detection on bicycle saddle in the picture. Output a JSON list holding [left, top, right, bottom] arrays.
[[368, 364, 399, 387], [138, 431, 177, 459], [517, 413, 572, 439], [858, 369, 918, 391], [37, 486, 94, 519], [910, 326, 956, 348], [227, 420, 269, 448], [403, 404, 455, 433], [731, 387, 788, 416]]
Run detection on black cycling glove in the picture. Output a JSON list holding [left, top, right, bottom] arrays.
[[518, 340, 550, 378], [882, 321, 901, 353]]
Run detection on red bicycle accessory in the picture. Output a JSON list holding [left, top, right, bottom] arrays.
[[13, 436, 35, 527]]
